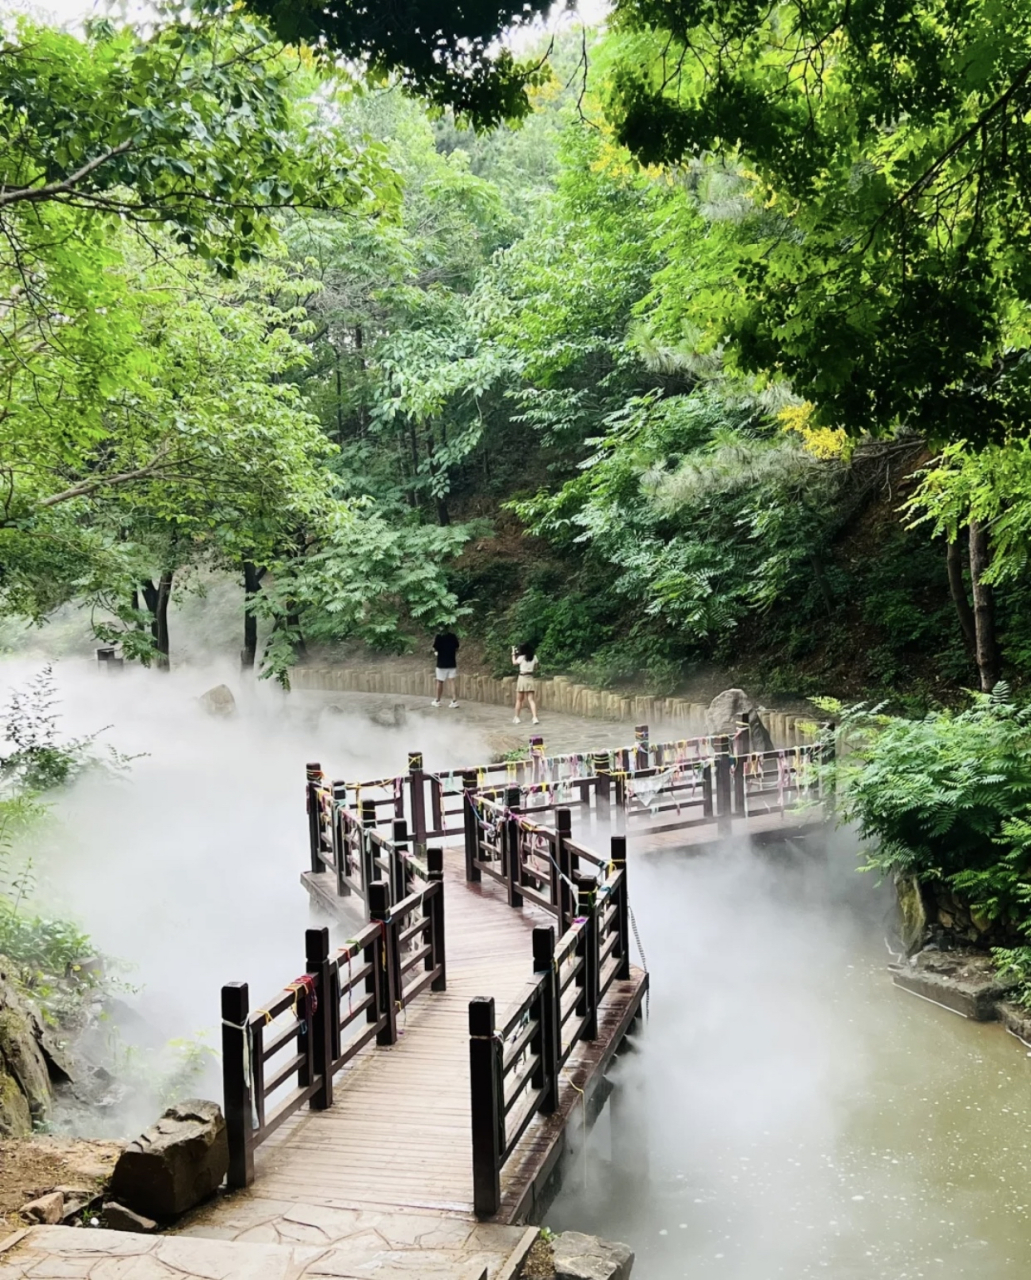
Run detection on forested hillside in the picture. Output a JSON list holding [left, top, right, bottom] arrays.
[[5, 3, 1031, 711]]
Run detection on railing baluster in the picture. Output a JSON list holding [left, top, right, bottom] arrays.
[[221, 981, 253, 1189], [469, 996, 501, 1219], [555, 808, 573, 931]]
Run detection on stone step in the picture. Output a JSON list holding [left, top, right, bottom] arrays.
[[0, 1225, 490, 1279]]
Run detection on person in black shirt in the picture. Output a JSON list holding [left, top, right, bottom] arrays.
[[432, 629, 460, 707]]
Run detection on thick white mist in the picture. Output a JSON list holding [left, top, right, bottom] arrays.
[[2, 656, 489, 1129], [548, 835, 1031, 1280]]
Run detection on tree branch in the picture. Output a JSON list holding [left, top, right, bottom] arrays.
[[0, 139, 135, 209]]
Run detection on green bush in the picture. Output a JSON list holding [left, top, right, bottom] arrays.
[[834, 688, 1031, 1001]]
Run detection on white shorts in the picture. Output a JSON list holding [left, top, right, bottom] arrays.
[[435, 667, 457, 682]]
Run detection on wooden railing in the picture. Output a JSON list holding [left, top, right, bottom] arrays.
[[306, 726, 829, 921], [468, 852, 633, 1218], [221, 856, 445, 1187]]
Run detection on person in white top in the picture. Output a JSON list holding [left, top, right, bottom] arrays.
[[511, 642, 540, 725]]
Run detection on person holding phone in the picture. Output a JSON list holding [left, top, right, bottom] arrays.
[[511, 642, 540, 725]]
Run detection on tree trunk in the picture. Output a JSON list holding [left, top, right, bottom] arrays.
[[139, 574, 172, 670], [241, 562, 265, 669], [335, 349, 344, 445], [968, 518, 1000, 691], [153, 570, 173, 669], [425, 430, 450, 526], [808, 553, 834, 614], [946, 536, 976, 654]]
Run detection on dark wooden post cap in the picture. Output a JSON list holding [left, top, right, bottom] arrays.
[[469, 996, 495, 1036], [532, 926, 555, 971], [305, 927, 330, 963]]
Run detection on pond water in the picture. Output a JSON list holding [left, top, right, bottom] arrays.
[[546, 836, 1031, 1279]]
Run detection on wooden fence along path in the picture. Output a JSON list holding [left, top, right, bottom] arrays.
[[219, 723, 827, 1230]]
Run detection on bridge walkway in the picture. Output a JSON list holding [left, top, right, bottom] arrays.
[[172, 845, 644, 1277]]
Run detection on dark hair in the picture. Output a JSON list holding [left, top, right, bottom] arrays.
[[516, 642, 536, 661]]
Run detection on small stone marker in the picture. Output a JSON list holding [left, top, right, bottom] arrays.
[[109, 1099, 229, 1220], [103, 1201, 158, 1232], [21, 1191, 64, 1224], [551, 1231, 634, 1280]]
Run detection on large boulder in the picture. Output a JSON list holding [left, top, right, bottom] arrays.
[[0, 960, 60, 1134], [706, 688, 774, 753], [552, 1231, 634, 1280], [109, 1099, 228, 1220], [198, 685, 236, 718]]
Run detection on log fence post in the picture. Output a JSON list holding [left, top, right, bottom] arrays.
[[221, 981, 253, 1189], [469, 996, 501, 1219]]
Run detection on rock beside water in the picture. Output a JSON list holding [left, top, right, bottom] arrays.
[[109, 1099, 228, 1220], [551, 1231, 634, 1280], [706, 688, 775, 753]]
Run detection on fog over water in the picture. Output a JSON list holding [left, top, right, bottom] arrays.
[[547, 837, 1031, 1279], [2, 655, 488, 1124]]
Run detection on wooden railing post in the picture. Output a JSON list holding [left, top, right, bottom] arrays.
[[369, 881, 398, 1046], [427, 847, 447, 991], [306, 763, 323, 874], [593, 752, 611, 820], [469, 996, 501, 1219], [392, 818, 409, 901], [702, 761, 713, 819], [714, 737, 732, 834], [555, 808, 573, 929], [732, 724, 747, 813], [361, 799, 378, 890], [504, 786, 523, 909], [221, 981, 254, 1188], [611, 835, 631, 981], [305, 927, 333, 1111], [576, 878, 599, 1041], [634, 724, 649, 772], [463, 771, 481, 883], [408, 751, 427, 847], [532, 926, 559, 1114], [331, 785, 349, 898]]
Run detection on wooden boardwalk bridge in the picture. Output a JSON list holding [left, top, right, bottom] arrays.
[[0, 722, 827, 1280]]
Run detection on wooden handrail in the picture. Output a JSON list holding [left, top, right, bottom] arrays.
[[223, 851, 447, 1190]]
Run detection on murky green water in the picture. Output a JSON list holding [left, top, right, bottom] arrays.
[[546, 835, 1031, 1278]]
